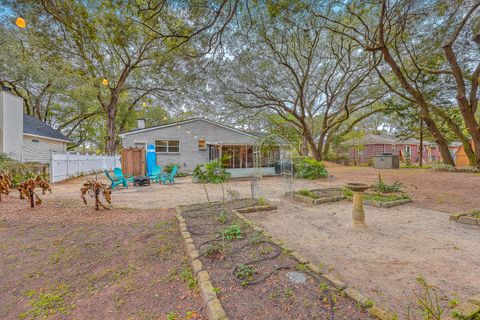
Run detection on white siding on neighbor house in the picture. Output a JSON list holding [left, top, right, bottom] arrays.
[[122, 119, 258, 171], [23, 135, 66, 163], [0, 91, 23, 160]]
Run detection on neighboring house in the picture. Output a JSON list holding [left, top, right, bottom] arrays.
[[0, 89, 70, 163], [347, 134, 457, 164], [120, 118, 280, 176], [455, 140, 475, 167]]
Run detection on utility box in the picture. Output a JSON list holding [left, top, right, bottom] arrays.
[[373, 154, 400, 169]]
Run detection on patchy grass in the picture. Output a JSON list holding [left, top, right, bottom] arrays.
[[342, 188, 410, 202], [20, 283, 71, 319], [296, 189, 320, 199], [0, 210, 204, 319]]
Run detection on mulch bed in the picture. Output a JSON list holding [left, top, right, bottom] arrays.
[[180, 200, 375, 320]]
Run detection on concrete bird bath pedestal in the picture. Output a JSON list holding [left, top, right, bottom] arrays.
[[345, 183, 370, 228]]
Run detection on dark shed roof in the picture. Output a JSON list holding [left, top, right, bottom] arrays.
[[23, 115, 70, 142]]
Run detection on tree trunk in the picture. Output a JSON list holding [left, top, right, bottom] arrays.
[[105, 105, 117, 155], [443, 45, 480, 168], [380, 47, 456, 166], [419, 117, 423, 167], [300, 136, 309, 156]]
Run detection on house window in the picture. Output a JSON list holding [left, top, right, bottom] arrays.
[[198, 139, 206, 150], [155, 140, 179, 153], [403, 145, 411, 157]]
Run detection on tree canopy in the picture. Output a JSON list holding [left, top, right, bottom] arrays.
[[1, 0, 479, 166]]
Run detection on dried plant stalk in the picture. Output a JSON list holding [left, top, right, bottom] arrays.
[[0, 172, 12, 201], [17, 176, 51, 208], [80, 180, 112, 211]]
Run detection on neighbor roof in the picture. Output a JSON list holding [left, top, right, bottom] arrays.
[[23, 115, 70, 142], [355, 134, 420, 145]]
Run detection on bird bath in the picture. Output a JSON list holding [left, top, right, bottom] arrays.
[[345, 183, 370, 228]]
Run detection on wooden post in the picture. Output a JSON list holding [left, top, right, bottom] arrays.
[[30, 190, 34, 208]]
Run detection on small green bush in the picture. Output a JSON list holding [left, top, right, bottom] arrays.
[[372, 173, 404, 193], [220, 224, 242, 240], [192, 160, 230, 184], [430, 163, 456, 172], [294, 157, 328, 180]]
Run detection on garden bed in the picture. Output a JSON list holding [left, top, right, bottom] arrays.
[[343, 189, 412, 208], [235, 203, 277, 213], [178, 199, 375, 320], [293, 188, 345, 205], [449, 210, 480, 227]]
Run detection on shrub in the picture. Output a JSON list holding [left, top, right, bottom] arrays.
[[192, 160, 230, 184], [294, 157, 328, 180], [372, 173, 404, 193], [220, 224, 242, 240], [430, 163, 456, 172], [0, 156, 47, 187]]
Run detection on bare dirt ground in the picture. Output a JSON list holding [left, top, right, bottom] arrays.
[[0, 196, 204, 320], [320, 162, 480, 213], [1, 163, 479, 319], [245, 198, 480, 318]]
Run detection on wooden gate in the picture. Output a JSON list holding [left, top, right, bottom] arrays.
[[121, 148, 145, 176]]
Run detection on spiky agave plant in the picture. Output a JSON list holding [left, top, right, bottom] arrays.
[[18, 176, 51, 208], [80, 180, 112, 211], [0, 172, 12, 201]]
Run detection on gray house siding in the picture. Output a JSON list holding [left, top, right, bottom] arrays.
[[122, 119, 258, 171]]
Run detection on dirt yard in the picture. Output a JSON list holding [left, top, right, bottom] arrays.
[[42, 162, 480, 213], [1, 163, 479, 319], [0, 196, 204, 320], [321, 162, 480, 213]]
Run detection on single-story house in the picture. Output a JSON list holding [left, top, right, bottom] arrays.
[[347, 134, 459, 164], [0, 89, 70, 163], [119, 118, 280, 176]]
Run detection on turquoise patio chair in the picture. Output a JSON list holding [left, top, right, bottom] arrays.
[[105, 170, 128, 190], [113, 167, 134, 187], [161, 165, 178, 184], [147, 165, 162, 183]]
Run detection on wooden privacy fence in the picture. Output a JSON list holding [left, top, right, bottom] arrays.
[[50, 153, 121, 183], [121, 148, 145, 176]]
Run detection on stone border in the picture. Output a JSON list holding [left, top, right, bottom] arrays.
[[176, 207, 229, 320], [449, 211, 480, 227], [365, 198, 412, 208], [293, 188, 346, 206], [345, 194, 412, 208], [235, 204, 277, 213], [443, 293, 480, 320], [232, 209, 398, 320]]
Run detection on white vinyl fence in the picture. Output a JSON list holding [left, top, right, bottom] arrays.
[[50, 152, 121, 183]]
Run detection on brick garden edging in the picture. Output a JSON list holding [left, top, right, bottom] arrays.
[[292, 187, 345, 206], [449, 212, 480, 227], [231, 209, 398, 320], [176, 207, 229, 320], [345, 194, 412, 208], [235, 204, 277, 213]]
